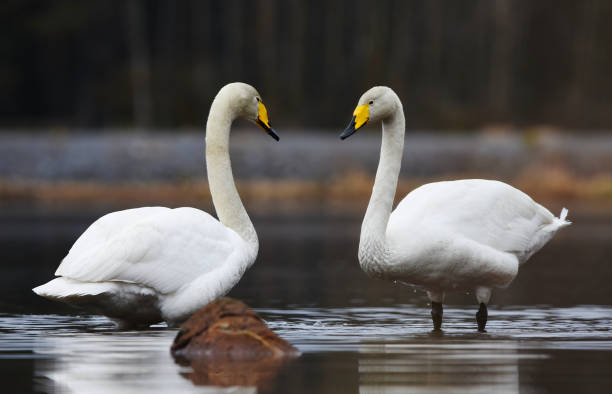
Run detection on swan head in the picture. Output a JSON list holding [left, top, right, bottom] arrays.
[[217, 82, 279, 141], [340, 86, 400, 140]]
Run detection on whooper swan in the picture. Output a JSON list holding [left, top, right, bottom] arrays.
[[33, 82, 279, 328], [340, 86, 570, 332]]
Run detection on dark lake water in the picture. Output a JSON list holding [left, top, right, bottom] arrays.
[[2, 307, 612, 393], [1, 205, 612, 393]]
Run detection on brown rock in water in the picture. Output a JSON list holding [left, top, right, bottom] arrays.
[[171, 298, 299, 388], [171, 297, 298, 360]]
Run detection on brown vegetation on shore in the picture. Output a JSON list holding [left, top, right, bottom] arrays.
[[2, 166, 611, 213]]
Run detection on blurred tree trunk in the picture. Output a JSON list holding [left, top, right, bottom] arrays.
[[387, 1, 414, 109], [323, 0, 344, 123], [364, 0, 388, 84], [125, 0, 152, 128], [425, 0, 441, 104], [256, 0, 278, 105], [156, 0, 178, 126], [75, 18, 94, 126], [489, 0, 514, 120], [225, 0, 244, 80], [567, 0, 599, 126], [288, 0, 305, 124], [475, 0, 489, 112], [190, 0, 214, 120]]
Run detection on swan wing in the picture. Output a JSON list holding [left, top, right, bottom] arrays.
[[55, 207, 248, 294], [66, 207, 172, 255], [389, 180, 565, 261]]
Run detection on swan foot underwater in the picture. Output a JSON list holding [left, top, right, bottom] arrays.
[[33, 83, 279, 328], [341, 86, 571, 332]]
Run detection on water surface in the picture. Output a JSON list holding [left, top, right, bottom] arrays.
[[2, 306, 612, 393], [2, 207, 612, 392]]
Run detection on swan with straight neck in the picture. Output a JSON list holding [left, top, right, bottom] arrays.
[[341, 86, 570, 332]]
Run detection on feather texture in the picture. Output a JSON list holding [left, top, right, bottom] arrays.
[[55, 207, 247, 294], [385, 179, 569, 290], [33, 83, 268, 327], [347, 86, 570, 303]]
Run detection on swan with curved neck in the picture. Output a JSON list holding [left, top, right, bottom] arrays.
[[341, 86, 570, 331], [33, 82, 278, 328]]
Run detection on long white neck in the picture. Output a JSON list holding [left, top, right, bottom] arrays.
[[358, 104, 405, 277], [205, 96, 258, 254]]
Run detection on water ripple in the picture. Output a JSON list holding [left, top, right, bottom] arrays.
[[1, 306, 612, 393]]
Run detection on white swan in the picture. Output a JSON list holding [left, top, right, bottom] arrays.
[[340, 86, 570, 331], [33, 82, 279, 328]]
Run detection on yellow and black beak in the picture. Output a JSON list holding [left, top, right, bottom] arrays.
[[340, 104, 369, 140], [255, 101, 279, 141]]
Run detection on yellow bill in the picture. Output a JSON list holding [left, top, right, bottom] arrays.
[[255, 101, 279, 141], [353, 104, 369, 130], [340, 104, 370, 140]]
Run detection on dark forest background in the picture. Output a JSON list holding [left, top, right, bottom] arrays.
[[1, 0, 611, 130]]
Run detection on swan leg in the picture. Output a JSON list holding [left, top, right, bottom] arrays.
[[431, 302, 443, 331], [476, 303, 488, 332], [475, 287, 492, 332], [427, 290, 445, 331]]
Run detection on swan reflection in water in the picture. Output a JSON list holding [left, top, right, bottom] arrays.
[[33, 327, 275, 394], [33, 328, 524, 394], [26, 307, 612, 393], [358, 339, 530, 394]]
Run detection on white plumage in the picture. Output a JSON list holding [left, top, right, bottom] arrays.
[[341, 86, 570, 331], [33, 83, 279, 327], [386, 180, 568, 288]]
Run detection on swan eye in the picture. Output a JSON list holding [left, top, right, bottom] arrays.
[[256, 97, 261, 102], [369, 101, 374, 105]]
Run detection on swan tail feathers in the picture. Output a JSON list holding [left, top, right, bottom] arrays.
[[33, 277, 112, 300], [518, 207, 571, 265], [555, 207, 571, 228]]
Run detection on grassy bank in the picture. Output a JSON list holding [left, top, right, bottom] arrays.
[[2, 168, 611, 215]]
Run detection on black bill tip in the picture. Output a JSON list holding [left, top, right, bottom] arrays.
[[256, 119, 280, 141], [340, 116, 357, 140], [267, 127, 280, 141]]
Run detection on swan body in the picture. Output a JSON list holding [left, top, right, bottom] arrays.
[[34, 82, 279, 327], [341, 86, 570, 331], [384, 180, 567, 288]]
